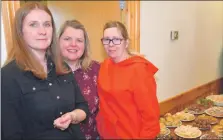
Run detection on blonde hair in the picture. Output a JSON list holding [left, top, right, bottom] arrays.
[[103, 21, 143, 57], [58, 19, 92, 71], [4, 2, 68, 79]]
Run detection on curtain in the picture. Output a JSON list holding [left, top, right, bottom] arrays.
[[2, 1, 20, 62]]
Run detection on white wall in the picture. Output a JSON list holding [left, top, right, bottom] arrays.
[[140, 1, 223, 102]]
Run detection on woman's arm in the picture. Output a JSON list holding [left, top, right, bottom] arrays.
[[69, 109, 87, 124], [2, 69, 23, 140], [71, 78, 89, 123], [133, 64, 160, 139], [53, 74, 89, 130]]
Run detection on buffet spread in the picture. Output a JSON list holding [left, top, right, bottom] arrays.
[[157, 94, 223, 139]]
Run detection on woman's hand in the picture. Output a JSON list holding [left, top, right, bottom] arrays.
[[53, 109, 86, 131], [53, 112, 78, 131]]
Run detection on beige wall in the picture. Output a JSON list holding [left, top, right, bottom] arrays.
[[1, 2, 223, 99], [140, 1, 223, 102], [47, 1, 121, 62]]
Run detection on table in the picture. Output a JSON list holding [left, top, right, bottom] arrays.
[[157, 109, 223, 139]]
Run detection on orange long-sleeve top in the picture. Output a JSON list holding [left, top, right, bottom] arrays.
[[96, 55, 160, 139]]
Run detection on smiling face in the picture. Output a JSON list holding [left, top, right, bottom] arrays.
[[59, 26, 85, 61], [22, 9, 53, 51], [102, 27, 129, 61]]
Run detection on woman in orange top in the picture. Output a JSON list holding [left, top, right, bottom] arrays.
[[96, 21, 160, 139]]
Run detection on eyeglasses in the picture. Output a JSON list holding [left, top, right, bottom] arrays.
[[101, 38, 124, 45]]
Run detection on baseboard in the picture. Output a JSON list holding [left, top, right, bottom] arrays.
[[159, 77, 223, 116]]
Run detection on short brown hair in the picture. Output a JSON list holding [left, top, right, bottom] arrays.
[[58, 19, 92, 71], [5, 2, 68, 79]]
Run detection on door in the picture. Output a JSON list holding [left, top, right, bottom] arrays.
[[47, 1, 121, 62]]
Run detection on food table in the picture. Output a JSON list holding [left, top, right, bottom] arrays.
[[157, 95, 223, 139]]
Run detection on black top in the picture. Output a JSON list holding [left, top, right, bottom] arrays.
[[1, 58, 89, 140]]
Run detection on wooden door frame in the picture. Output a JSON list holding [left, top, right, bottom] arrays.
[[2, 1, 140, 54], [126, 1, 140, 53]]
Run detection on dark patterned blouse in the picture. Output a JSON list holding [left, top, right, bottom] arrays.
[[73, 61, 100, 140]]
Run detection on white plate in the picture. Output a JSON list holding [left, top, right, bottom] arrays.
[[206, 95, 223, 107], [160, 128, 170, 136], [200, 134, 220, 139], [181, 115, 196, 122], [166, 121, 182, 128], [200, 134, 208, 139], [205, 107, 223, 118], [214, 102, 223, 107], [199, 126, 211, 131], [187, 110, 205, 115], [211, 129, 223, 138], [174, 127, 202, 139]]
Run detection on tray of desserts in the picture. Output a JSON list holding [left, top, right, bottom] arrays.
[[159, 122, 170, 136], [197, 98, 214, 108], [212, 119, 223, 138], [206, 95, 223, 107], [174, 111, 195, 122], [200, 132, 220, 139], [196, 114, 219, 125], [156, 122, 171, 140], [205, 107, 223, 118], [174, 125, 202, 139], [192, 117, 212, 130], [185, 104, 206, 115], [212, 125, 223, 138], [160, 113, 182, 128]]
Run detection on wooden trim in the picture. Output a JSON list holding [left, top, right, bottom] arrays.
[[159, 78, 223, 116], [125, 1, 140, 53]]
